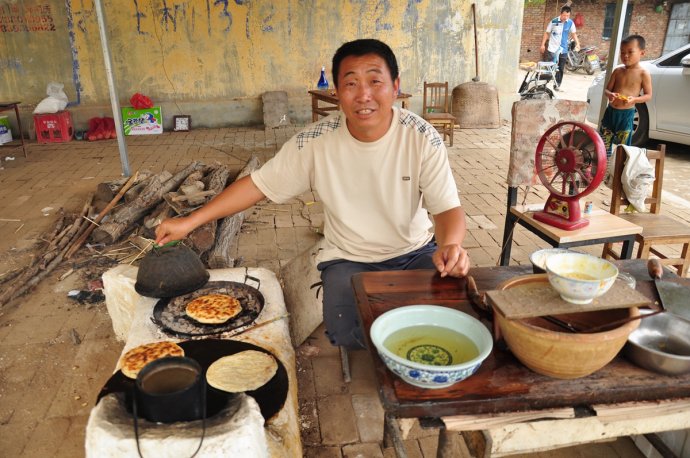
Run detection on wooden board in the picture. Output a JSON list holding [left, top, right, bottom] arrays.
[[486, 274, 651, 319], [510, 204, 642, 243]]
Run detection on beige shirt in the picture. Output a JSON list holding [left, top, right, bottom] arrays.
[[252, 107, 461, 263]]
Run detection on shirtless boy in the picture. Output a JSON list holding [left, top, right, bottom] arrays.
[[599, 35, 652, 157]]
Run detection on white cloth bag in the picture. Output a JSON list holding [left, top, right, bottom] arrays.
[[604, 144, 655, 212]]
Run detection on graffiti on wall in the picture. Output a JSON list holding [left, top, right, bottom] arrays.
[[0, 3, 56, 32], [121, 0, 422, 38]]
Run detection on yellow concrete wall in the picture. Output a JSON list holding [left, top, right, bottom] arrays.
[[1, 0, 522, 131]]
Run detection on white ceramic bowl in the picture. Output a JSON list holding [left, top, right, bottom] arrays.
[[529, 248, 572, 274], [369, 305, 493, 389], [545, 252, 619, 304]]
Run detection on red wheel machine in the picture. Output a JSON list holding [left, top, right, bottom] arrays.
[[533, 121, 606, 230]]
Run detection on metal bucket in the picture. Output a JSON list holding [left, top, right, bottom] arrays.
[[134, 356, 205, 423], [452, 82, 500, 129]]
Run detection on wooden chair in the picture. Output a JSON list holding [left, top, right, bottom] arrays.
[[422, 82, 455, 146], [499, 100, 642, 266], [602, 144, 690, 276]]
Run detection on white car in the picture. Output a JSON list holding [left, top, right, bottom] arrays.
[[586, 43, 690, 146]]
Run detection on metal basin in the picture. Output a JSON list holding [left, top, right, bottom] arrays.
[[624, 312, 690, 375]]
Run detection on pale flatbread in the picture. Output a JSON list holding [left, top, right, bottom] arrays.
[[120, 341, 184, 379], [185, 294, 242, 324], [206, 350, 278, 392]]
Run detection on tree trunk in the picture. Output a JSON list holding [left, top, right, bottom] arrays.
[[206, 156, 261, 269], [91, 162, 203, 244], [188, 165, 232, 256]]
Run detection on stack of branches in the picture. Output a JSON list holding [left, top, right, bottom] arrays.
[[0, 202, 93, 307], [0, 156, 261, 309]]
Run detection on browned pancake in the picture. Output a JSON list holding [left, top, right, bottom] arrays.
[[120, 341, 184, 379], [185, 294, 242, 324]]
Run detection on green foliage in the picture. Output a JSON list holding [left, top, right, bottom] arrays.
[[525, 0, 546, 6]]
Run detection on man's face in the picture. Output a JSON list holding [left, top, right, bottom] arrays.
[[559, 11, 571, 22], [335, 53, 400, 142]]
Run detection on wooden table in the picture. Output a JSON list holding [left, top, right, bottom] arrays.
[[500, 202, 642, 266], [0, 101, 27, 157], [308, 90, 412, 122], [352, 260, 690, 457]]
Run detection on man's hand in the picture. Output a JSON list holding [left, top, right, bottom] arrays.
[[540, 44, 546, 54], [155, 217, 196, 246], [432, 244, 470, 278]]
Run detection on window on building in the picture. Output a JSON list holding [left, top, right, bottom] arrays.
[[603, 3, 634, 39]]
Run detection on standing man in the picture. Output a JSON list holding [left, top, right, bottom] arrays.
[[540, 5, 580, 91], [155, 39, 470, 351]]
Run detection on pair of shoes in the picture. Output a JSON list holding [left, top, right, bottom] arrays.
[[553, 85, 561, 92]]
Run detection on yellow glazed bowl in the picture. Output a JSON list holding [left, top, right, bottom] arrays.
[[493, 274, 639, 379]]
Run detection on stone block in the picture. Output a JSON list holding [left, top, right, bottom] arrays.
[[262, 91, 291, 128], [351, 393, 384, 443], [317, 394, 359, 445], [343, 442, 384, 457]]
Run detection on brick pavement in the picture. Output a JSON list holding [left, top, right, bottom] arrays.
[[2, 121, 686, 457]]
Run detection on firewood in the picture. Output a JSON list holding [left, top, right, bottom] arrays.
[[0, 195, 94, 307], [65, 173, 139, 259], [42, 198, 93, 268], [45, 209, 66, 243], [187, 165, 231, 256], [91, 162, 203, 244], [207, 156, 261, 268], [144, 200, 173, 229], [3, 208, 68, 282], [180, 170, 205, 187], [95, 171, 152, 204], [171, 190, 216, 203]]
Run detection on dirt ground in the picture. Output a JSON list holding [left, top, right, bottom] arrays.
[[0, 263, 122, 456]]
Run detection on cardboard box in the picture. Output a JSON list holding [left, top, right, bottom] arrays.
[[121, 106, 163, 135]]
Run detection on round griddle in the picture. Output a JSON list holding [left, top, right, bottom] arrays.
[[97, 339, 288, 422], [152, 281, 264, 337]]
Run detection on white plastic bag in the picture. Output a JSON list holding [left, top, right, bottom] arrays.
[[604, 144, 654, 212], [33, 82, 69, 114]]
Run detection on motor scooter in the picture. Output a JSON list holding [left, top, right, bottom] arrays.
[[565, 40, 600, 75], [518, 61, 557, 100]]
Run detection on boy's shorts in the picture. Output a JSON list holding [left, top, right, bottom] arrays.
[[599, 105, 635, 157]]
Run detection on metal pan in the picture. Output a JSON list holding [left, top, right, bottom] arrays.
[[97, 339, 289, 422], [152, 280, 264, 338], [625, 311, 690, 375]]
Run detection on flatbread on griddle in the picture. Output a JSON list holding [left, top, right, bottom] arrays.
[[119, 341, 184, 379], [185, 294, 242, 324], [206, 350, 278, 393]]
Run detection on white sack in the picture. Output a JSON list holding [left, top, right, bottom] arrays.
[[33, 82, 69, 114], [604, 144, 655, 212]]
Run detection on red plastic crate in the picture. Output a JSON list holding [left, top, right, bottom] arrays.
[[34, 111, 74, 144]]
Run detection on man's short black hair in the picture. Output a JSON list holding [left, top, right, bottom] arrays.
[[622, 34, 646, 50], [560, 5, 572, 13], [331, 39, 399, 89]]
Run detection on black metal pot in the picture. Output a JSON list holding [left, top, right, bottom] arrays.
[[134, 357, 205, 423], [135, 242, 209, 298]]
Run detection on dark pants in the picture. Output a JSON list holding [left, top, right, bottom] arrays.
[[556, 53, 566, 86], [544, 50, 566, 86], [316, 241, 437, 350]]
